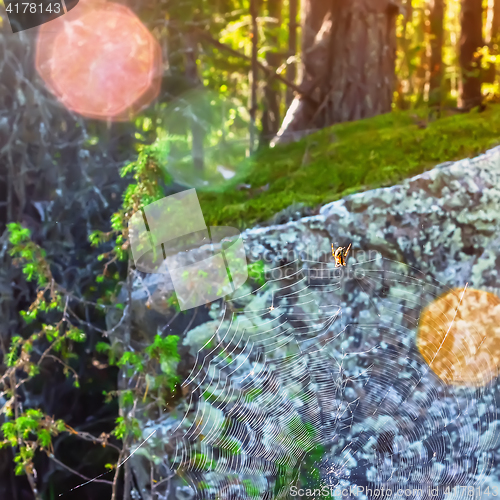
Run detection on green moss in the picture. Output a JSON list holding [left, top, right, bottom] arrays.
[[197, 105, 500, 229], [244, 387, 263, 402], [242, 479, 261, 498]]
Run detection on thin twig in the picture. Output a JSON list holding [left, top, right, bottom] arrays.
[[49, 454, 113, 485], [103, 304, 130, 338], [195, 30, 318, 105], [152, 472, 175, 491], [182, 307, 198, 338], [111, 448, 125, 500], [122, 264, 134, 500], [150, 462, 155, 500], [66, 429, 122, 452], [11, 372, 41, 499], [43, 354, 79, 383]]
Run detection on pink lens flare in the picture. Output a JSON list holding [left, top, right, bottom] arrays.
[[35, 0, 162, 121]]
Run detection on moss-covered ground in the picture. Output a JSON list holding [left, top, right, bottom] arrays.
[[196, 105, 500, 229]]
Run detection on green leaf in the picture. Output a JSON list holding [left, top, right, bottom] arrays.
[[38, 429, 52, 448], [96, 342, 110, 353], [68, 329, 86, 343]]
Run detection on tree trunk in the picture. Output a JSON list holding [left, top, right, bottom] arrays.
[[459, 0, 484, 109], [249, 0, 259, 153], [185, 32, 205, 171], [414, 6, 428, 107], [485, 0, 500, 83], [427, 0, 444, 106], [261, 0, 283, 146], [395, 0, 413, 109], [273, 0, 399, 145], [286, 0, 298, 106]]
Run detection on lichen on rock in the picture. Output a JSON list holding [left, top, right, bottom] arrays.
[[110, 146, 500, 500]]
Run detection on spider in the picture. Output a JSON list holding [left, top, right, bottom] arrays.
[[332, 243, 351, 267]]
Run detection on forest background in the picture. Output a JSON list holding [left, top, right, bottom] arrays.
[[0, 0, 499, 498]]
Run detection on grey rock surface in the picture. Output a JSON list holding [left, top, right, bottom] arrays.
[[111, 146, 500, 500]]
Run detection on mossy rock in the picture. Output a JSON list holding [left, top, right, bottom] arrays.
[[196, 105, 500, 229]]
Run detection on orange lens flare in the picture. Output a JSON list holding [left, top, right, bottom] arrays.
[[35, 0, 162, 121], [417, 287, 500, 386]]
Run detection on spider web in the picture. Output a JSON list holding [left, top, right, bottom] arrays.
[[159, 252, 500, 499]]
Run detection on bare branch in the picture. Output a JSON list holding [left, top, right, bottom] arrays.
[[49, 454, 113, 486], [194, 30, 319, 105]]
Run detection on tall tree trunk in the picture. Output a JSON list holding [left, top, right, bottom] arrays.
[[286, 0, 298, 106], [185, 32, 205, 171], [396, 0, 413, 109], [261, 0, 283, 146], [414, 7, 428, 107], [249, 0, 259, 153], [427, 0, 444, 106], [459, 0, 483, 109], [273, 0, 400, 145], [485, 0, 500, 83]]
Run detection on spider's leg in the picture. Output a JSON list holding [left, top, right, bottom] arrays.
[[345, 243, 352, 256], [343, 243, 352, 261]]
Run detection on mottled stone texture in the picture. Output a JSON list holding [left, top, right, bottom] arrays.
[[111, 147, 500, 500]]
